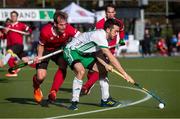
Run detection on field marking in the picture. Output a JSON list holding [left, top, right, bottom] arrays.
[[19, 68, 180, 72], [46, 85, 152, 119]]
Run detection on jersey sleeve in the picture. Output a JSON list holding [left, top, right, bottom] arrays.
[[93, 30, 108, 48], [21, 23, 32, 33]]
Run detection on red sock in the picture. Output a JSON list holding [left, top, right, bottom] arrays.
[[82, 71, 99, 90], [50, 68, 66, 92], [33, 74, 43, 89], [8, 57, 16, 68]]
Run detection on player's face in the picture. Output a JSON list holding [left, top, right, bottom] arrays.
[[106, 7, 116, 19], [109, 25, 119, 39], [10, 13, 18, 23], [55, 17, 67, 33]]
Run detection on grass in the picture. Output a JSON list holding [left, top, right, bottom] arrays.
[[0, 56, 180, 118]]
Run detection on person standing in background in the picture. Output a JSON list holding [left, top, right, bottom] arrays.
[[0, 11, 32, 77]]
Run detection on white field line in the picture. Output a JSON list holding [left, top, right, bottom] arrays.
[[45, 85, 152, 119]]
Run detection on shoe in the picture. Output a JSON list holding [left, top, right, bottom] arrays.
[[48, 90, 56, 102], [34, 88, 43, 103], [119, 39, 125, 46], [5, 73, 18, 77], [41, 99, 51, 107], [100, 97, 121, 107], [80, 84, 94, 96], [80, 88, 90, 96], [68, 101, 78, 110]]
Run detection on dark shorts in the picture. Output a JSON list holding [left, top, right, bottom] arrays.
[[36, 49, 67, 70], [7, 44, 26, 58]]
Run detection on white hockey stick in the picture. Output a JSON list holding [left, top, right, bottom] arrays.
[[0, 25, 30, 35], [8, 49, 63, 73]]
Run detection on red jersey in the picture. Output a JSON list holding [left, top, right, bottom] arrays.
[[39, 23, 80, 51], [5, 22, 31, 46], [96, 18, 125, 54], [157, 40, 166, 49]]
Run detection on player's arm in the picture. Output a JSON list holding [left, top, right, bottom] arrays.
[[101, 48, 135, 84], [22, 23, 32, 35]]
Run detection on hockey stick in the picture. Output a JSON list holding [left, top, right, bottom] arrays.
[[0, 25, 30, 35], [112, 68, 165, 104], [96, 57, 165, 105], [8, 49, 63, 73]]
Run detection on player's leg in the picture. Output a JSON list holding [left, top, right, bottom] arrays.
[[69, 62, 85, 110], [81, 71, 99, 96], [33, 50, 50, 103], [48, 53, 67, 102], [63, 49, 93, 110], [93, 57, 121, 107], [81, 51, 105, 96], [5, 45, 23, 77]]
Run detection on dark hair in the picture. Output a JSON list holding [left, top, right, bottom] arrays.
[[10, 11, 19, 16], [104, 18, 120, 30], [105, 4, 116, 12], [53, 11, 68, 24]]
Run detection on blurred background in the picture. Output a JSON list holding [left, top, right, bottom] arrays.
[[0, 0, 180, 57]]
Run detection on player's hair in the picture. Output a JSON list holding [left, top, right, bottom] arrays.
[[105, 4, 116, 12], [104, 18, 120, 30], [53, 11, 68, 24], [10, 11, 19, 17]]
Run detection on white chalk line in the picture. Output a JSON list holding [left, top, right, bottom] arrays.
[[45, 85, 152, 119]]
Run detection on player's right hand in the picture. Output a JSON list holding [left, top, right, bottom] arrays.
[[33, 56, 41, 64], [105, 64, 113, 72]]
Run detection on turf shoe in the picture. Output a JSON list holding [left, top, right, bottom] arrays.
[[48, 90, 57, 102], [34, 88, 43, 103], [80, 88, 90, 96], [68, 101, 78, 110], [80, 84, 94, 96], [100, 97, 121, 107]]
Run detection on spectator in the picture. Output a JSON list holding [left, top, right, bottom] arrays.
[[156, 38, 168, 56], [141, 29, 152, 57], [154, 22, 162, 40]]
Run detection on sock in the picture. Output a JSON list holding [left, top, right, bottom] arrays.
[[83, 71, 99, 90], [2, 53, 11, 65], [33, 74, 43, 89], [50, 68, 66, 92], [8, 57, 16, 68], [99, 77, 109, 101], [72, 77, 83, 102]]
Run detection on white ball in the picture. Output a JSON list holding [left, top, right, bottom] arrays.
[[158, 103, 165, 109]]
